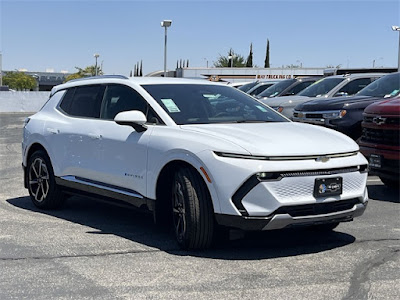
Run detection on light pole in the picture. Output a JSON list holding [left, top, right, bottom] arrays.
[[203, 58, 208, 68], [228, 55, 235, 67], [161, 20, 172, 77], [94, 53, 100, 76], [392, 26, 400, 71]]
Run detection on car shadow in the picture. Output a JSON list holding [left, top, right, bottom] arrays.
[[7, 195, 356, 260], [368, 184, 400, 203]]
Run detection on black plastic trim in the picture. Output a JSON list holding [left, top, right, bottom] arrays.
[[55, 177, 155, 211], [215, 214, 272, 231], [272, 198, 361, 218], [231, 175, 260, 216]]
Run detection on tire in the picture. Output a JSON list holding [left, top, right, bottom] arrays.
[[309, 222, 339, 232], [379, 176, 399, 189], [27, 150, 65, 209], [172, 167, 214, 250]]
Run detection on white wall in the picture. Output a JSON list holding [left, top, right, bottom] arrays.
[[0, 91, 50, 112]]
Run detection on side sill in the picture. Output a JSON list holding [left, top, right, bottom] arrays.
[[55, 176, 155, 212]]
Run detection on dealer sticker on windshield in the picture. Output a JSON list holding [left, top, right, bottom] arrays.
[[161, 99, 181, 113]]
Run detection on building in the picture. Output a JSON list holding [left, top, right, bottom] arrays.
[[174, 67, 326, 83], [1, 70, 71, 91]]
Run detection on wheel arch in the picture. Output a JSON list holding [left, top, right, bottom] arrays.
[[24, 143, 51, 188], [155, 159, 220, 215]]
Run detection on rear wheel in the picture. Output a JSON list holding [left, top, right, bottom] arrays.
[[27, 150, 65, 209], [172, 167, 214, 249]]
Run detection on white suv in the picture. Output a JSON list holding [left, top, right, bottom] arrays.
[[22, 76, 369, 249]]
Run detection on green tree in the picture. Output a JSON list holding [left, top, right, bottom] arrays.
[[246, 43, 253, 67], [264, 39, 270, 68], [64, 65, 103, 82], [214, 49, 246, 68], [3, 71, 36, 90]]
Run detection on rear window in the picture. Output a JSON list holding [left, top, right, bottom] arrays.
[[58, 85, 104, 118]]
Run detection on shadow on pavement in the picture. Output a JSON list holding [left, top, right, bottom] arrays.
[[7, 195, 356, 260], [368, 184, 400, 203]]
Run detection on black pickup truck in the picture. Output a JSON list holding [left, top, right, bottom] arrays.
[[293, 72, 400, 140]]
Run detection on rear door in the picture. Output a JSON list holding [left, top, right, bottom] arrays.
[[51, 85, 105, 178]]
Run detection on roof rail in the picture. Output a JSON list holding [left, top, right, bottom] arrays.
[[67, 75, 128, 83]]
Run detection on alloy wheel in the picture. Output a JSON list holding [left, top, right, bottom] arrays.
[[172, 180, 186, 242], [28, 157, 50, 203]]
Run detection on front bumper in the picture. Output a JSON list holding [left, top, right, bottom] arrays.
[[359, 145, 400, 179], [215, 200, 368, 231]]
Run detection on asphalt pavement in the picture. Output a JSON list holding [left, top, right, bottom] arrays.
[[0, 113, 399, 300]]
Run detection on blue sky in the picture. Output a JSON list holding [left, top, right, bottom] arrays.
[[0, 0, 399, 75]]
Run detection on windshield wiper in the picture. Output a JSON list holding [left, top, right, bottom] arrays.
[[235, 120, 273, 123]]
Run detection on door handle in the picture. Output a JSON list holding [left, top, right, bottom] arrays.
[[47, 128, 59, 134], [88, 133, 102, 140]]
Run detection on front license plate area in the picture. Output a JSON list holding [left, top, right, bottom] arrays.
[[314, 177, 343, 198], [369, 154, 382, 168]]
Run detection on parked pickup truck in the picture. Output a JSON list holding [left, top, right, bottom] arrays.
[[358, 96, 400, 188]]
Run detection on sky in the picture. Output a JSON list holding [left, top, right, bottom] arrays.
[[0, 0, 399, 76]]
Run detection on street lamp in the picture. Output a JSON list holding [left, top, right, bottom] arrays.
[[94, 53, 100, 76], [161, 20, 172, 77], [392, 25, 400, 71], [228, 55, 235, 68]]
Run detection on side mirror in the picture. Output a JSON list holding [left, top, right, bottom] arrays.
[[114, 110, 147, 132]]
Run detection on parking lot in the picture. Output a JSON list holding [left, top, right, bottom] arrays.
[[0, 113, 399, 299]]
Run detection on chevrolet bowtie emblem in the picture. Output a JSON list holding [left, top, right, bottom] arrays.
[[372, 116, 386, 125], [316, 156, 330, 162]]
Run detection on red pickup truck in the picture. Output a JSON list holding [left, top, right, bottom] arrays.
[[359, 97, 400, 188]]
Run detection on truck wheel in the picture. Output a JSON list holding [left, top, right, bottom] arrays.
[[379, 176, 399, 189], [172, 167, 214, 249], [27, 150, 65, 209]]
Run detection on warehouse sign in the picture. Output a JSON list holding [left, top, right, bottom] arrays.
[[256, 74, 292, 79]]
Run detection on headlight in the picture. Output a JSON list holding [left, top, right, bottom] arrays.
[[322, 110, 347, 119]]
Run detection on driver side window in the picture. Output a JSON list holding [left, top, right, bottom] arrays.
[[100, 84, 161, 124]]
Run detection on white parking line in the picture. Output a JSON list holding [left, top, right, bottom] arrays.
[[367, 178, 382, 183]]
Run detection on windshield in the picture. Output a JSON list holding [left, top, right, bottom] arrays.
[[297, 77, 344, 97], [357, 73, 400, 98], [257, 79, 296, 98], [142, 84, 288, 125], [238, 81, 259, 92]]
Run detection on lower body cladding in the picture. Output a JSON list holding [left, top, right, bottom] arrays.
[[215, 167, 368, 231]]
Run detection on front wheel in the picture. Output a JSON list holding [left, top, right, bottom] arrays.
[[27, 150, 65, 209], [172, 167, 214, 249]]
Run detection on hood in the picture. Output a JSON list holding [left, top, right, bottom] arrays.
[[364, 97, 400, 115], [181, 122, 358, 156], [259, 95, 310, 107], [295, 95, 377, 111]]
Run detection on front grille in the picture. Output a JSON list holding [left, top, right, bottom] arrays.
[[361, 127, 400, 146], [272, 199, 360, 217], [364, 116, 400, 125], [306, 113, 323, 119], [279, 166, 361, 178]]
